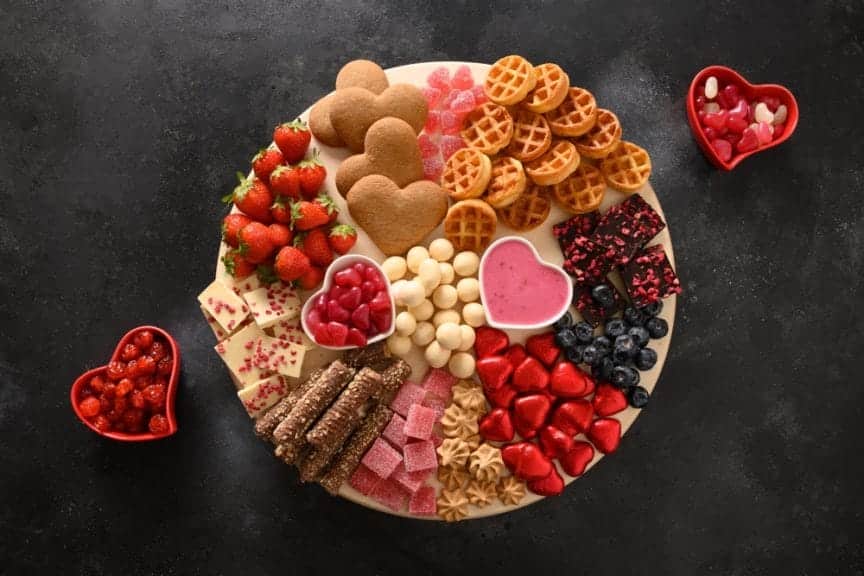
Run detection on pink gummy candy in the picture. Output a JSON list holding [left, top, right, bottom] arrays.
[[382, 413, 408, 448], [402, 439, 438, 473], [404, 403, 437, 440], [753, 121, 773, 144], [471, 84, 487, 104], [390, 462, 427, 494], [440, 89, 459, 111], [422, 155, 444, 181], [439, 111, 462, 135], [390, 382, 426, 417], [361, 437, 403, 478], [422, 368, 456, 398], [736, 126, 760, 153], [369, 478, 408, 512], [421, 393, 448, 420], [711, 138, 732, 162], [418, 133, 440, 158], [348, 465, 381, 496], [422, 86, 443, 109], [409, 485, 437, 516], [439, 135, 465, 162], [451, 65, 474, 90], [427, 67, 451, 91], [424, 109, 442, 133], [449, 89, 476, 114]]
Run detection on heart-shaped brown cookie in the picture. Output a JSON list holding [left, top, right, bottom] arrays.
[[335, 117, 423, 197], [347, 175, 448, 256], [329, 85, 427, 152]]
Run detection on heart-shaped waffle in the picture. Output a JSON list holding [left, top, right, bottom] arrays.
[[506, 110, 552, 162], [444, 199, 498, 253], [575, 108, 622, 159], [483, 55, 537, 106], [461, 102, 514, 155], [497, 183, 552, 232], [546, 86, 598, 137], [485, 156, 527, 208], [522, 63, 570, 114], [552, 162, 606, 214], [525, 139, 580, 186], [441, 147, 492, 201], [599, 140, 652, 192]]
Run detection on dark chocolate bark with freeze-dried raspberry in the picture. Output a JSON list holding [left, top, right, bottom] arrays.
[[620, 244, 682, 307]]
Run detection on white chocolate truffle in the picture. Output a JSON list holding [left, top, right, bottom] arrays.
[[381, 256, 407, 282], [462, 302, 486, 327], [390, 279, 408, 303], [453, 251, 480, 277], [456, 277, 480, 303], [395, 311, 417, 336], [387, 333, 412, 356], [406, 246, 429, 274], [448, 352, 476, 379], [396, 279, 425, 308], [412, 321, 436, 347], [438, 262, 455, 285], [457, 325, 476, 351], [432, 285, 458, 310], [435, 322, 462, 351], [424, 341, 451, 368], [428, 238, 455, 262], [418, 258, 442, 291], [433, 309, 461, 327], [408, 299, 434, 322]]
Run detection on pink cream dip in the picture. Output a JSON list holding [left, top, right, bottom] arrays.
[[481, 238, 571, 326]]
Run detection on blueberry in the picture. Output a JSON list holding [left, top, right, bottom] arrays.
[[611, 365, 639, 389], [553, 312, 573, 331], [640, 300, 663, 317], [593, 356, 615, 382], [555, 328, 578, 349], [645, 317, 669, 339], [573, 321, 594, 343], [623, 306, 644, 326], [581, 345, 601, 366], [591, 284, 616, 308], [635, 348, 657, 370], [565, 345, 585, 364], [628, 326, 650, 348], [605, 318, 627, 338], [628, 386, 649, 408], [593, 335, 612, 354], [614, 334, 638, 358]]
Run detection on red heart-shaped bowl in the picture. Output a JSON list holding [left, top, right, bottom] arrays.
[[687, 65, 799, 170], [70, 325, 180, 441]]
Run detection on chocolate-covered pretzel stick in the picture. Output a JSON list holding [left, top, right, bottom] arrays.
[[254, 368, 323, 441], [342, 342, 392, 372], [374, 359, 412, 405], [318, 403, 393, 495]]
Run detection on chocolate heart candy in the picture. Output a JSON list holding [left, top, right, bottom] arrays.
[[479, 408, 515, 442], [501, 442, 553, 481], [539, 425, 574, 459], [512, 357, 550, 392], [549, 360, 592, 398], [592, 383, 628, 417], [513, 394, 552, 431], [551, 399, 593, 436], [559, 441, 594, 477], [527, 466, 565, 496], [525, 332, 561, 367], [587, 417, 621, 454], [474, 326, 510, 359], [475, 355, 513, 391]]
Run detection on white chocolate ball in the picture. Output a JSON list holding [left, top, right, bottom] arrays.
[[428, 238, 454, 262], [432, 284, 458, 310], [381, 256, 407, 282], [387, 333, 412, 356], [412, 321, 436, 346], [418, 258, 442, 291], [435, 322, 462, 351], [457, 325, 475, 351], [438, 262, 455, 285], [462, 302, 486, 327], [433, 309, 461, 327], [448, 352, 476, 379], [408, 299, 434, 321], [424, 341, 451, 368], [397, 279, 425, 308], [406, 246, 429, 274], [395, 311, 417, 336], [456, 277, 480, 303], [453, 251, 480, 277]]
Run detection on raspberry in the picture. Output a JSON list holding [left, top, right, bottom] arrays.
[[106, 360, 126, 381], [93, 415, 111, 432], [102, 382, 116, 399], [142, 384, 166, 407], [99, 396, 111, 414], [89, 375, 105, 394], [121, 408, 144, 430], [121, 343, 140, 361], [148, 341, 167, 362], [79, 396, 101, 418], [113, 396, 128, 413], [133, 330, 154, 350], [134, 376, 153, 390], [116, 378, 134, 396], [130, 389, 146, 409], [157, 355, 172, 376], [137, 355, 157, 376], [148, 414, 169, 435], [124, 359, 139, 378]]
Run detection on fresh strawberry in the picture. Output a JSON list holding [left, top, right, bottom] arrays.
[[270, 196, 292, 224], [328, 224, 357, 255], [297, 150, 327, 199], [222, 213, 252, 248], [251, 147, 283, 181], [296, 228, 333, 267], [238, 221, 275, 264], [267, 223, 293, 248], [316, 193, 338, 223], [274, 246, 310, 282], [269, 165, 301, 200], [297, 265, 324, 290], [273, 119, 311, 164], [223, 172, 273, 223], [256, 264, 279, 285], [291, 199, 330, 231], [222, 249, 255, 279]]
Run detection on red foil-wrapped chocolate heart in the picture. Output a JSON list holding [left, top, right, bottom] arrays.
[[512, 357, 550, 392], [501, 442, 554, 481], [474, 326, 509, 358], [525, 332, 560, 367], [560, 441, 595, 477], [479, 407, 515, 442], [475, 355, 513, 391], [549, 360, 592, 398], [527, 466, 564, 496], [539, 425, 574, 459], [551, 399, 593, 436], [592, 383, 628, 417], [587, 417, 621, 454]]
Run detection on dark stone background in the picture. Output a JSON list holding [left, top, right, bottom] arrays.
[[1, 1, 862, 574]]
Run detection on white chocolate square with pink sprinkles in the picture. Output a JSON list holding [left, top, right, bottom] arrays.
[[197, 279, 250, 335], [242, 282, 301, 330]]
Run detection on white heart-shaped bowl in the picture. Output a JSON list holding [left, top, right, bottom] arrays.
[[300, 254, 396, 350], [479, 236, 573, 331]]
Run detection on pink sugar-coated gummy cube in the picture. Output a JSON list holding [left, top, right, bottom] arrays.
[[418, 133, 440, 157], [408, 485, 437, 516], [427, 67, 451, 91], [421, 393, 448, 421], [404, 403, 437, 440], [424, 110, 441, 134], [422, 368, 457, 398], [422, 86, 443, 108], [440, 89, 459, 111], [390, 462, 427, 494], [449, 89, 476, 114], [361, 437, 403, 478], [471, 84, 487, 104], [402, 440, 438, 473], [382, 413, 408, 448], [439, 135, 465, 162], [439, 111, 462, 135], [390, 382, 426, 417], [422, 155, 444, 181], [348, 465, 381, 496], [370, 478, 408, 512], [451, 65, 474, 90]]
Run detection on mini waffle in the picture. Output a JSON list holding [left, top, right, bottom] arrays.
[[552, 163, 606, 214], [545, 87, 598, 137], [444, 199, 498, 253], [506, 110, 552, 162], [521, 63, 570, 114], [485, 156, 527, 209], [483, 55, 537, 106], [441, 148, 493, 201], [498, 183, 552, 231], [461, 102, 514, 155], [599, 140, 652, 192], [575, 108, 622, 159], [525, 139, 580, 186]]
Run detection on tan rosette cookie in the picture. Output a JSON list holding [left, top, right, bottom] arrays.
[[521, 63, 570, 114], [468, 444, 505, 484], [443, 199, 498, 254], [552, 163, 606, 214], [599, 140, 652, 192], [497, 475, 527, 506], [546, 86, 598, 137], [461, 102, 514, 155], [497, 183, 552, 232], [441, 147, 492, 201], [440, 403, 480, 439], [575, 108, 622, 159], [438, 465, 470, 491], [329, 84, 428, 152], [452, 382, 488, 415], [465, 480, 497, 507], [463, 434, 481, 451], [437, 488, 470, 522], [484, 55, 537, 106], [485, 156, 527, 209], [437, 437, 471, 468], [525, 139, 580, 186]]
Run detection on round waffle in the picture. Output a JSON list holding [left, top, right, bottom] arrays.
[[599, 140, 652, 192], [525, 139, 580, 186], [521, 63, 570, 114], [498, 183, 552, 231], [506, 110, 552, 163], [552, 162, 606, 214], [441, 148, 493, 201], [443, 199, 498, 253], [483, 55, 537, 106], [485, 156, 527, 209], [575, 108, 622, 159], [461, 102, 514, 155], [545, 87, 598, 137]]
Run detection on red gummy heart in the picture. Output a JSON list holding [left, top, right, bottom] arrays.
[[479, 407, 515, 442], [551, 400, 593, 436], [501, 442, 553, 481], [527, 466, 564, 496], [475, 356, 513, 391], [549, 361, 592, 398], [525, 332, 560, 367], [592, 383, 628, 417], [504, 344, 527, 371], [474, 326, 509, 358], [513, 394, 552, 432], [587, 417, 621, 454], [484, 382, 518, 408], [512, 357, 549, 392], [539, 425, 574, 459], [560, 441, 595, 477]]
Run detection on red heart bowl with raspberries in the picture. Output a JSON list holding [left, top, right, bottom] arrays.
[[70, 325, 180, 441], [687, 65, 798, 170]]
